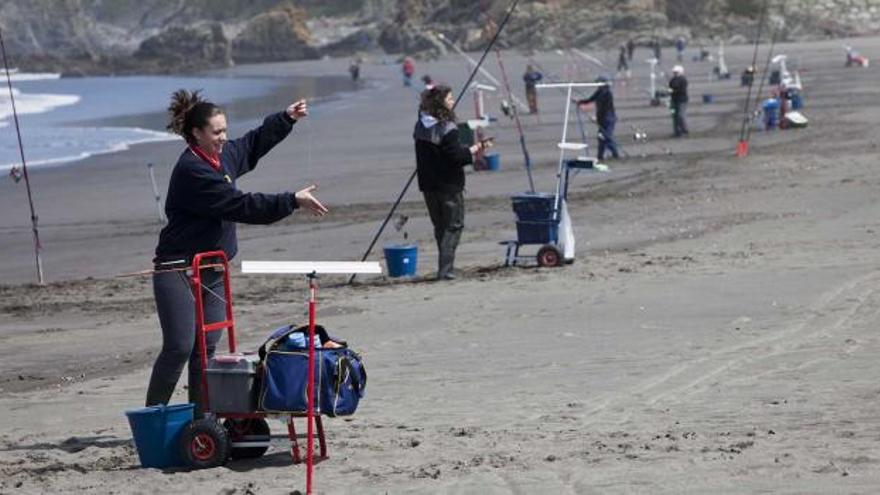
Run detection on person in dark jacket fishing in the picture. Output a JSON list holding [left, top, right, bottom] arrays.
[[414, 85, 492, 280], [146, 89, 328, 414], [668, 65, 689, 137], [577, 76, 620, 161], [523, 65, 543, 114]]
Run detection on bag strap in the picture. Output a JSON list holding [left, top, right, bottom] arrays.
[[258, 324, 332, 360]]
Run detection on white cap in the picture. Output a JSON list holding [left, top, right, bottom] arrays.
[[672, 65, 684, 74]]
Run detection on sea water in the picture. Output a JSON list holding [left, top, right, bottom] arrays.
[[0, 70, 355, 171]]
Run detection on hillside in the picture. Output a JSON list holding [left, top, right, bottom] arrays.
[[1, 0, 878, 75]]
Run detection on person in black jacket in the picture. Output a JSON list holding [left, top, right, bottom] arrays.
[[146, 89, 328, 414], [577, 76, 620, 161], [668, 65, 689, 137], [414, 85, 491, 280]]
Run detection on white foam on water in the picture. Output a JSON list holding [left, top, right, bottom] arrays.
[[0, 126, 178, 171], [0, 88, 81, 121], [1, 70, 62, 82]]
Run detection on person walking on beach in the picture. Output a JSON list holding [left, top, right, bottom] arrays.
[[145, 89, 328, 415], [523, 65, 543, 114], [576, 76, 620, 161], [617, 44, 630, 77], [402, 57, 415, 87], [414, 85, 492, 280], [675, 36, 687, 62], [349, 59, 361, 82], [668, 65, 689, 137], [626, 38, 635, 62]]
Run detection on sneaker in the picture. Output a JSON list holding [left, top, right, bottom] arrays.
[[437, 272, 456, 281]]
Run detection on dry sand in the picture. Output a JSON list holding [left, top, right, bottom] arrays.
[[2, 37, 880, 493]]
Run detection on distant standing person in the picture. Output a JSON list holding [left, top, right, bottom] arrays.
[[349, 59, 361, 82], [675, 36, 686, 62], [146, 90, 328, 415], [668, 65, 689, 137], [422, 74, 435, 91], [576, 76, 620, 161], [653, 39, 662, 62], [402, 57, 415, 87], [523, 65, 543, 114], [414, 85, 492, 280], [626, 38, 635, 62], [617, 44, 629, 75]]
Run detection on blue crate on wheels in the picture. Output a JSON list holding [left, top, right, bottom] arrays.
[[511, 193, 555, 222], [515, 221, 558, 244]]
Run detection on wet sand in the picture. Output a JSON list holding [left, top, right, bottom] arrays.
[[2, 37, 880, 493]]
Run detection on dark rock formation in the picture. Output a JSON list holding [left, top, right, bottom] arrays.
[[232, 7, 319, 63], [135, 23, 232, 71]]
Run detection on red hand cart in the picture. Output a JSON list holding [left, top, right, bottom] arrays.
[[179, 250, 327, 469]]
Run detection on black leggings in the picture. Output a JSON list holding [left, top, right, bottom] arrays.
[[145, 268, 224, 415]]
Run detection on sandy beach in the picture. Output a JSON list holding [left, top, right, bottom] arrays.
[[2, 37, 880, 493]]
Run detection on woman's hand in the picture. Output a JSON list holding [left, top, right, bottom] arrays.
[[469, 137, 493, 155], [295, 184, 328, 216], [286, 99, 309, 120]]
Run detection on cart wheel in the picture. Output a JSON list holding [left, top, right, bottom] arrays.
[[537, 245, 562, 267], [180, 418, 230, 469], [223, 418, 271, 460]]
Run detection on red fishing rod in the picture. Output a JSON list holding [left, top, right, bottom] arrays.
[[0, 26, 44, 285], [494, 47, 535, 193], [736, 0, 769, 158]]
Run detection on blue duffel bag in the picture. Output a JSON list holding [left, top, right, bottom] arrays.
[[258, 324, 366, 416]]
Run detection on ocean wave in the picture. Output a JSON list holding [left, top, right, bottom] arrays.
[[0, 87, 80, 122], [0, 126, 178, 171], [1, 70, 61, 82]]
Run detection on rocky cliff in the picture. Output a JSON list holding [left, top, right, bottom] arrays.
[[1, 0, 879, 75]]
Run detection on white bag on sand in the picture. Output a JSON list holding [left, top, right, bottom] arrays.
[[785, 111, 809, 128]]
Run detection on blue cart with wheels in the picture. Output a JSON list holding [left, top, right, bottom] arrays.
[[502, 158, 598, 267]]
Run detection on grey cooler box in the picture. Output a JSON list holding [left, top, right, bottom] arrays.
[[205, 353, 260, 413]]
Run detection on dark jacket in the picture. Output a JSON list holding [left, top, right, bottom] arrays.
[[523, 71, 543, 90], [669, 75, 689, 104], [155, 111, 299, 261], [414, 113, 473, 193], [578, 85, 616, 123]]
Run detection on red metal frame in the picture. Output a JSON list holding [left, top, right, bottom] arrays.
[[189, 251, 327, 478]]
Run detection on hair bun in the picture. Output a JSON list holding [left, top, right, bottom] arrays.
[[166, 89, 204, 136]]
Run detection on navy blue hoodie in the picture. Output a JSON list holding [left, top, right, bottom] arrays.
[[155, 111, 299, 262]]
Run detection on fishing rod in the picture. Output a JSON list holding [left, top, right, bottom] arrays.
[[0, 26, 44, 285], [349, 0, 522, 284], [745, 1, 784, 145], [736, 0, 769, 157], [493, 48, 535, 192]]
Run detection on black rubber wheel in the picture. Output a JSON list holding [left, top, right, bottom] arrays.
[[180, 418, 230, 469], [537, 245, 563, 267], [223, 418, 271, 460]]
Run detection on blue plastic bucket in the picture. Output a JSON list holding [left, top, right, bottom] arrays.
[[702, 93, 714, 104], [484, 152, 501, 171], [125, 403, 194, 468], [762, 98, 780, 129], [384, 244, 418, 277]]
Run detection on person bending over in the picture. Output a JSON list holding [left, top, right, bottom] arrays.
[[146, 89, 328, 415]]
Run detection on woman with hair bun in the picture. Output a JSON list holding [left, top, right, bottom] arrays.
[[146, 90, 328, 414]]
